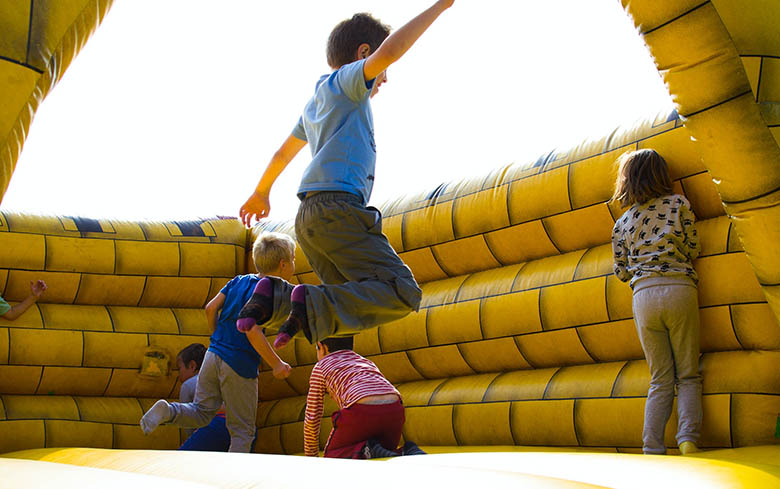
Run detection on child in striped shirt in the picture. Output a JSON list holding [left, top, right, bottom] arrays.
[[303, 336, 424, 458]]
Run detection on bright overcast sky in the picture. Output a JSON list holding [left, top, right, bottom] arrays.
[[3, 0, 675, 222]]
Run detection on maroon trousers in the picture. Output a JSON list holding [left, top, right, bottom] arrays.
[[323, 401, 405, 459]]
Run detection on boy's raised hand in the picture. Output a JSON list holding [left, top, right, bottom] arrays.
[[239, 192, 271, 227], [363, 0, 454, 82], [241, 135, 307, 227]]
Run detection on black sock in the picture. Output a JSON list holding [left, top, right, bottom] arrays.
[[274, 296, 310, 348], [280, 299, 306, 337]]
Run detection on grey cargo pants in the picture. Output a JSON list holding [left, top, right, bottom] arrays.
[[275, 191, 421, 343]]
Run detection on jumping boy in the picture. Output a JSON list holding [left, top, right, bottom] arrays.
[[237, 1, 455, 348], [304, 336, 425, 458], [140, 232, 295, 452]]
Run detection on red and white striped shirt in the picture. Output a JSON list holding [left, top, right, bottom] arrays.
[[303, 349, 400, 457]]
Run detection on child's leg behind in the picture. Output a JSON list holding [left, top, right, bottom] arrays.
[[663, 285, 702, 447], [633, 286, 677, 454], [291, 193, 422, 343], [218, 358, 259, 453]]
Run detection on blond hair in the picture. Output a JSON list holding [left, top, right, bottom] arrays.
[[252, 232, 296, 275], [611, 149, 674, 207]]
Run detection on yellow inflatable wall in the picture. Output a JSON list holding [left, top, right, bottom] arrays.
[[0, 0, 112, 202], [1, 0, 779, 487]]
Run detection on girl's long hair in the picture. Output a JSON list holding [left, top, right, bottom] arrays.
[[611, 149, 673, 207]]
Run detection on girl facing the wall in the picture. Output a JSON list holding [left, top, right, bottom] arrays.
[[611, 149, 702, 455]]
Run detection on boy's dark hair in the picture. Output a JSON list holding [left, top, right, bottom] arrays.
[[611, 149, 674, 207], [320, 336, 354, 353], [327, 13, 391, 69], [178, 343, 207, 370]]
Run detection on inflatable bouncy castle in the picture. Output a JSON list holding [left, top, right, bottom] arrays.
[[1, 1, 779, 487]]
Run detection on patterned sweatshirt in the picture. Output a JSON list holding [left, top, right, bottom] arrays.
[[303, 349, 400, 457], [612, 194, 700, 290]]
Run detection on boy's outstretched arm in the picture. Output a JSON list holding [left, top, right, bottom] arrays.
[[240, 134, 307, 227], [246, 327, 292, 379], [363, 0, 454, 82]]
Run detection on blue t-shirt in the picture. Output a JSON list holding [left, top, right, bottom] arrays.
[[208, 274, 262, 379], [293, 59, 377, 204], [0, 295, 10, 316]]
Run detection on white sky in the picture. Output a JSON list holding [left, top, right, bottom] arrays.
[[2, 0, 675, 222]]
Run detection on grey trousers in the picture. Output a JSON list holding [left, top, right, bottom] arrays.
[[168, 351, 257, 452], [288, 191, 422, 343], [633, 283, 702, 454]]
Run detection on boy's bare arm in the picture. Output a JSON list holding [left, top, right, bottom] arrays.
[[240, 134, 307, 226], [363, 0, 454, 82], [246, 327, 292, 379], [204, 293, 226, 333]]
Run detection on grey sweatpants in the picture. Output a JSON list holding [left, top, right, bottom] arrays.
[[289, 191, 422, 343], [633, 282, 702, 454], [168, 351, 257, 452]]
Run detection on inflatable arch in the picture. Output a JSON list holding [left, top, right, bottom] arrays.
[[1, 1, 779, 487]]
